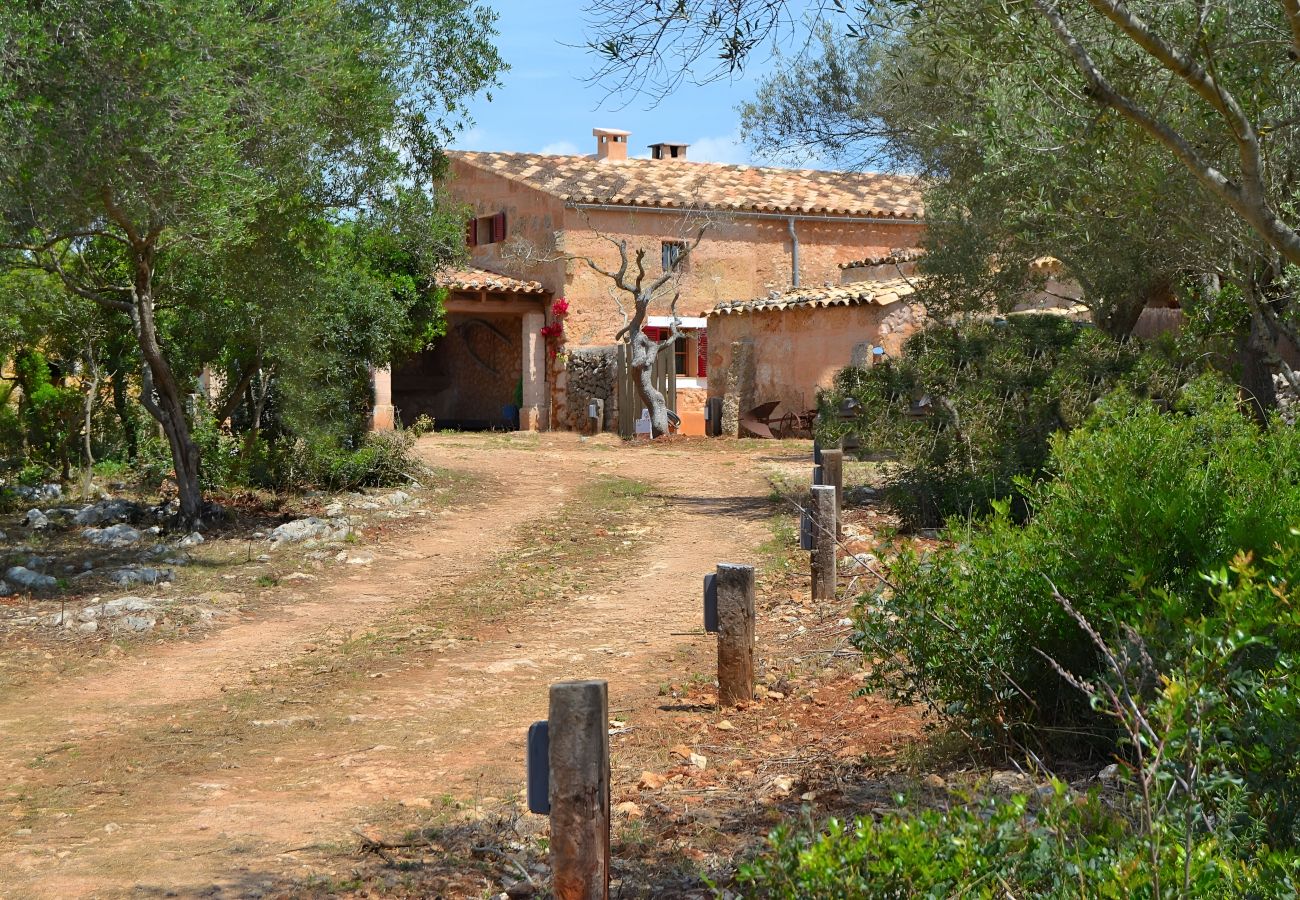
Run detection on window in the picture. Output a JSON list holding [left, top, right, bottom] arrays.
[[465, 211, 507, 247], [674, 336, 688, 376], [661, 240, 687, 272]]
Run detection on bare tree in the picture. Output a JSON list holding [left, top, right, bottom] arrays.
[[576, 224, 709, 437], [504, 209, 714, 439]]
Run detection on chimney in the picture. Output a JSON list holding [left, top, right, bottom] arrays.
[[649, 142, 689, 161], [593, 127, 630, 161]]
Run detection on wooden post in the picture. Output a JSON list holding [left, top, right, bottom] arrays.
[[820, 448, 843, 537], [810, 484, 837, 601], [549, 680, 610, 900], [715, 563, 755, 706]]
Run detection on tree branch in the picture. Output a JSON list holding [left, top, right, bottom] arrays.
[[1034, 0, 1300, 267], [44, 253, 133, 313], [1282, 0, 1300, 60]]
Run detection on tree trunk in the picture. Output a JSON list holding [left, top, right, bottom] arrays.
[[81, 339, 100, 499], [630, 331, 669, 437], [110, 366, 138, 461], [1239, 312, 1278, 424], [129, 245, 205, 528]]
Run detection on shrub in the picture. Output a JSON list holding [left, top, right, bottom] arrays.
[[744, 538, 1300, 895], [858, 378, 1300, 746], [272, 429, 425, 492], [735, 791, 1284, 898], [816, 316, 1189, 528], [13, 349, 81, 476]]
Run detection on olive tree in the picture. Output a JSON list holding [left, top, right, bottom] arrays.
[[0, 0, 501, 526], [585, 0, 1300, 407]]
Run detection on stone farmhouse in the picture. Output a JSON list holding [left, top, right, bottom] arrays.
[[370, 128, 923, 434]]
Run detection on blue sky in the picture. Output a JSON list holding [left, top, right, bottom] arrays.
[[452, 0, 793, 165]]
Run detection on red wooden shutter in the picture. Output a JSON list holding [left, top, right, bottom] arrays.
[[492, 211, 507, 243], [465, 218, 477, 248], [644, 326, 661, 341], [696, 330, 708, 377]]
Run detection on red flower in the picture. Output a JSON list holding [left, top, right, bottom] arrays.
[[540, 322, 564, 339], [551, 297, 570, 317]]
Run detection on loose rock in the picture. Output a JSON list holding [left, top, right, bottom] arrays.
[[24, 509, 49, 530], [269, 517, 351, 545], [15, 484, 60, 502], [119, 615, 156, 632], [73, 499, 140, 526], [108, 566, 173, 586], [5, 566, 56, 591], [82, 524, 142, 548]]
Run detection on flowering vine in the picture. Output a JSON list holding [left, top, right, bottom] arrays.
[[540, 297, 569, 358]]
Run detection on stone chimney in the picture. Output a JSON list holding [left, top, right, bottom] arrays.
[[649, 142, 689, 161], [593, 127, 630, 161]]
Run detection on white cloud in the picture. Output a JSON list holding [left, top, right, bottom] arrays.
[[454, 127, 493, 151], [686, 132, 750, 165], [539, 140, 580, 156]]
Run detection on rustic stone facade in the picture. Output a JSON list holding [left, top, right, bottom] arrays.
[[553, 346, 619, 433]]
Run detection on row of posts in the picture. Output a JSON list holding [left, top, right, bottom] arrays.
[[527, 441, 842, 899]]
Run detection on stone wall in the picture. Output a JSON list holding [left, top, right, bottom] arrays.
[[554, 345, 618, 433], [708, 300, 924, 425]]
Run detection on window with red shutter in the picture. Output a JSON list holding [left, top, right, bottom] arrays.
[[492, 211, 507, 243], [696, 331, 708, 377]]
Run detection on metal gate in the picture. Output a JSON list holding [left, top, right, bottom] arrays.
[[617, 342, 677, 437]]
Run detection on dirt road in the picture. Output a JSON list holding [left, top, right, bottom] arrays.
[[0, 432, 782, 899]]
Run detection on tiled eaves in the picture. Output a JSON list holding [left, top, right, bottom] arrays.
[[839, 247, 927, 269], [435, 266, 546, 294], [707, 278, 918, 316]]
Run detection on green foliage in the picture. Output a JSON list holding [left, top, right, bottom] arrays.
[[817, 316, 1188, 528], [277, 430, 425, 492], [736, 789, 1286, 898], [746, 537, 1300, 894], [1149, 538, 1300, 845], [12, 349, 80, 473], [858, 379, 1300, 745], [0, 0, 503, 518]]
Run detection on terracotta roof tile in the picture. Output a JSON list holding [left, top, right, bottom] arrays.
[[450, 151, 922, 218], [708, 278, 918, 316], [435, 265, 545, 294], [839, 247, 926, 269]]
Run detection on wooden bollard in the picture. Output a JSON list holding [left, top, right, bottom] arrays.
[[549, 680, 610, 900], [810, 484, 837, 600], [820, 448, 843, 537], [715, 563, 756, 706]]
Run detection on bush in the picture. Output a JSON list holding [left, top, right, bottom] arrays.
[[858, 378, 1300, 746], [735, 790, 1287, 898], [816, 316, 1189, 528], [748, 534, 1300, 897], [261, 429, 424, 492]]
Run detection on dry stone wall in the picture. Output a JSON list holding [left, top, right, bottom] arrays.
[[555, 346, 619, 433]]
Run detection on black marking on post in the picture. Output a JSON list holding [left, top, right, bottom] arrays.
[[813, 439, 823, 465], [703, 573, 719, 633], [813, 465, 824, 486], [799, 508, 814, 551], [526, 720, 550, 814]]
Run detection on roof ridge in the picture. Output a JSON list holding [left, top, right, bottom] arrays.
[[449, 149, 908, 181], [447, 150, 923, 219]]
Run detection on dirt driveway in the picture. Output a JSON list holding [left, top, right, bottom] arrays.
[[0, 432, 789, 899]]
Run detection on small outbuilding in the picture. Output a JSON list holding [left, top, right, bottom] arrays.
[[706, 276, 923, 435]]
